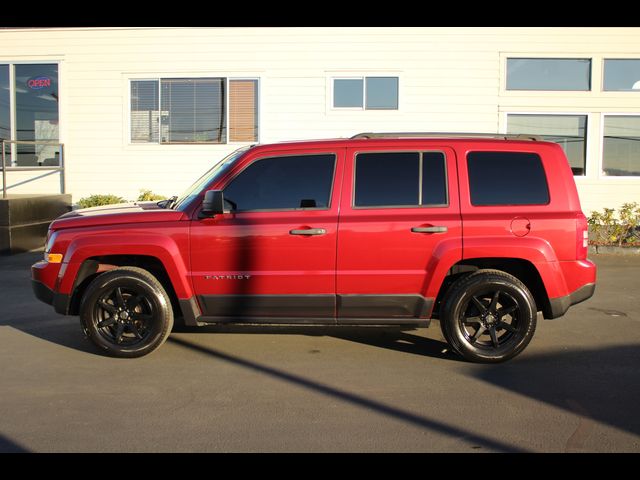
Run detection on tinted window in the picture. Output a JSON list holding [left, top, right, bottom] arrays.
[[467, 152, 549, 206], [422, 152, 448, 205], [355, 152, 419, 207], [223, 154, 335, 211], [603, 59, 640, 91], [506, 58, 591, 91], [354, 151, 447, 208]]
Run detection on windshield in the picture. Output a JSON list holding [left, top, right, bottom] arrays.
[[173, 147, 250, 211]]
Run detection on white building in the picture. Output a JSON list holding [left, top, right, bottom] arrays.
[[1, 26, 639, 215]]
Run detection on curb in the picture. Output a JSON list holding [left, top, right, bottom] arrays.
[[589, 245, 640, 255]]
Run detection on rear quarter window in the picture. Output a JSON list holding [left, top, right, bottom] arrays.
[[467, 151, 550, 206]]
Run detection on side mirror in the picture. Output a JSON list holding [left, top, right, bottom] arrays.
[[200, 190, 226, 218]]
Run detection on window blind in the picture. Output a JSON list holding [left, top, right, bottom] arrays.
[[229, 79, 258, 142], [160, 78, 226, 143]]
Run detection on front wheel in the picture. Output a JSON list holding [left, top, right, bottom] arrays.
[[440, 269, 537, 363], [80, 267, 173, 358]]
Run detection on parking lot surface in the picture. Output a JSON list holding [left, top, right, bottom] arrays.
[[0, 252, 639, 452]]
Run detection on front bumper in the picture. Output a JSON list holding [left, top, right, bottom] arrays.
[[31, 260, 70, 315], [31, 279, 54, 305]]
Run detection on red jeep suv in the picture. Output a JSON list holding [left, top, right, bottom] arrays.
[[31, 133, 596, 363]]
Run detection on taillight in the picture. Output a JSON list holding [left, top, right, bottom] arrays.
[[576, 213, 589, 260]]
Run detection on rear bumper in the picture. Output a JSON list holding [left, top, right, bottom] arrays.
[[547, 282, 596, 319]]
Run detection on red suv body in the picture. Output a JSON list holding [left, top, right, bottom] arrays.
[[31, 134, 596, 362]]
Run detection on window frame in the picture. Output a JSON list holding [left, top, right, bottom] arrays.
[[599, 113, 640, 179], [602, 58, 640, 92], [331, 76, 400, 111], [221, 152, 338, 213], [351, 150, 449, 210], [504, 111, 590, 178], [128, 76, 260, 145]]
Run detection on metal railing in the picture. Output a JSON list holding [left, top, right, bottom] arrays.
[[1, 140, 65, 199]]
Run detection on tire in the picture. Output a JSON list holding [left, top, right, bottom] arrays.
[[80, 267, 174, 358], [440, 269, 537, 363]]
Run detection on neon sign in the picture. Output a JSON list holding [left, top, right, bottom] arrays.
[[27, 76, 52, 90]]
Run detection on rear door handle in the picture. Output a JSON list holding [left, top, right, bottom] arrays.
[[411, 226, 448, 234], [289, 228, 326, 236]]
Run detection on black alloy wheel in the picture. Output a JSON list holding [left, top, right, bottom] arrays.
[[440, 269, 537, 363], [80, 267, 173, 358], [94, 286, 155, 347]]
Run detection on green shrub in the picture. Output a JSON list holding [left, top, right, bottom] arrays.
[[588, 202, 640, 246], [77, 194, 126, 209], [137, 189, 167, 202]]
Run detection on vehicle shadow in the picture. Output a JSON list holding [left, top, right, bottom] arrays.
[[3, 252, 457, 360], [466, 344, 640, 441], [175, 323, 460, 361], [168, 335, 526, 452], [0, 433, 30, 453]]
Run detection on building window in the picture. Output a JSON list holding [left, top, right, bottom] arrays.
[[131, 80, 159, 143], [467, 152, 549, 206], [1, 63, 60, 167], [229, 79, 259, 142], [333, 77, 399, 110], [365, 77, 399, 109], [506, 58, 591, 91], [0, 65, 9, 161], [507, 114, 587, 176], [354, 151, 447, 207], [603, 59, 640, 91], [334, 79, 364, 108], [130, 77, 258, 144], [161, 78, 226, 143], [602, 115, 640, 177]]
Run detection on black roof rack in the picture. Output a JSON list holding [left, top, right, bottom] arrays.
[[350, 132, 543, 141]]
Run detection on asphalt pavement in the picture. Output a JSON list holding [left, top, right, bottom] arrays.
[[0, 252, 638, 452]]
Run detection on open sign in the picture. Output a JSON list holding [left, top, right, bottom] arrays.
[[27, 76, 52, 90]]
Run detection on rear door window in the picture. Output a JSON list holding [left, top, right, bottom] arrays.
[[467, 151, 549, 206], [354, 151, 447, 208]]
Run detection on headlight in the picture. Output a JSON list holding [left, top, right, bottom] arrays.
[[44, 230, 62, 263]]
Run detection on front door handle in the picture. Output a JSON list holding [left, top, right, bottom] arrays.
[[289, 228, 326, 236], [411, 226, 448, 234]]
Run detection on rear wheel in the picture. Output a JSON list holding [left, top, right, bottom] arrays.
[[440, 269, 537, 363], [80, 267, 173, 358]]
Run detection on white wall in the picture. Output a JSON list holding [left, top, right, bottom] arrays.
[[1, 27, 639, 215]]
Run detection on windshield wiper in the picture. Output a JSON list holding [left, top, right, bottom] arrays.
[[158, 195, 178, 209]]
